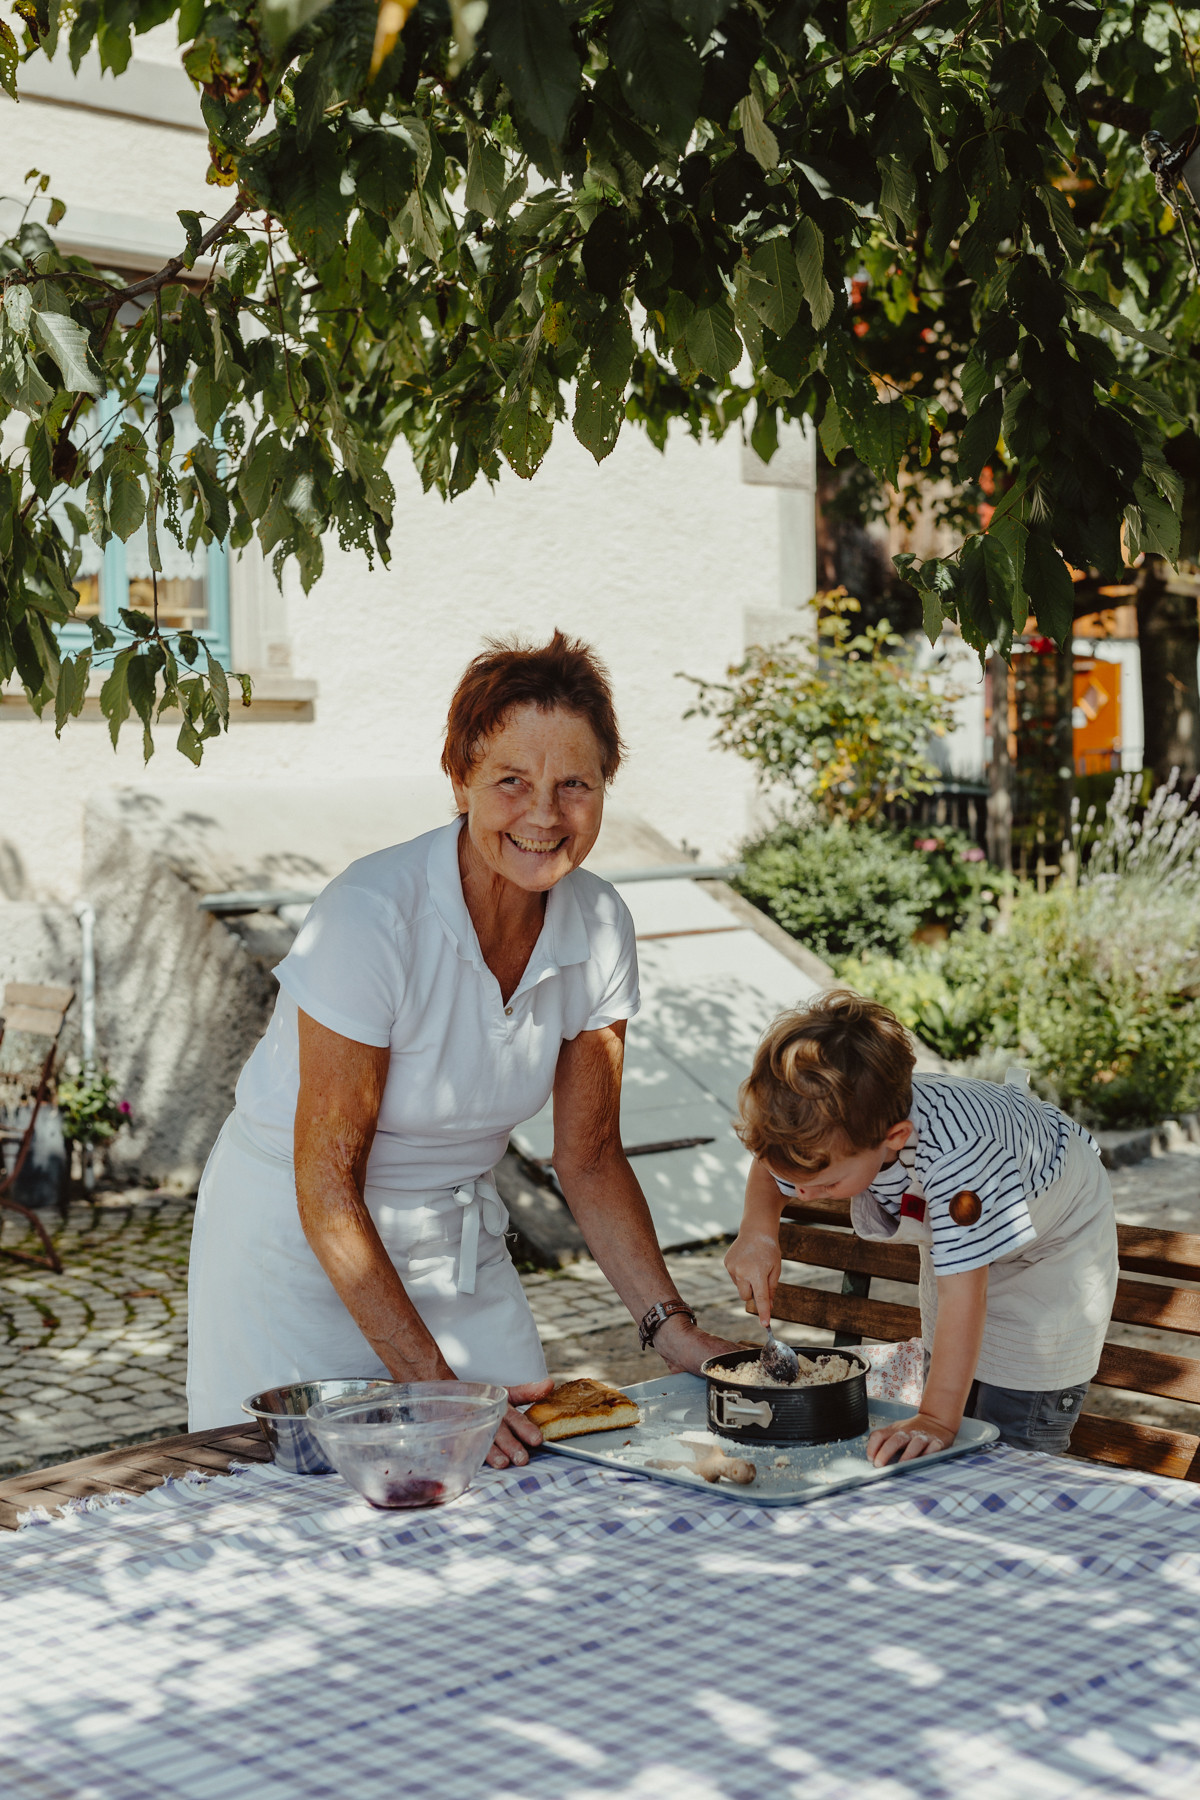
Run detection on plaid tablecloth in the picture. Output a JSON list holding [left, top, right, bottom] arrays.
[[4, 1445, 1200, 1798]]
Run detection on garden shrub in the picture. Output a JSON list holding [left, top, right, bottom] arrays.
[[737, 820, 998, 962]]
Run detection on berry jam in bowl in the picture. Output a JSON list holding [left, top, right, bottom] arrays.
[[306, 1382, 509, 1509]]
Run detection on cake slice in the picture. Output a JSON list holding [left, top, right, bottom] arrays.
[[528, 1378, 642, 1441]]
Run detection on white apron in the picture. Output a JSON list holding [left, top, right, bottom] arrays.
[[186, 1115, 548, 1429], [850, 1128, 1117, 1390]]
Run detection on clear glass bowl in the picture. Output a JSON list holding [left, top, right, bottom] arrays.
[[307, 1382, 509, 1509]]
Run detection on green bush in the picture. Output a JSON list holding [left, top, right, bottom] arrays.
[[845, 883, 1200, 1129], [737, 820, 999, 963]]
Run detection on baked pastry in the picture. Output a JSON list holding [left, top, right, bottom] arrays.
[[528, 1378, 642, 1440]]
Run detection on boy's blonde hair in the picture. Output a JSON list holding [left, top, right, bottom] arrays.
[[737, 989, 915, 1173]]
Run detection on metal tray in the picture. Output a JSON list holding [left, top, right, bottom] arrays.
[[539, 1373, 999, 1507]]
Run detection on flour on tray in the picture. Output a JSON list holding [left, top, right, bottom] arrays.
[[720, 1353, 856, 1389]]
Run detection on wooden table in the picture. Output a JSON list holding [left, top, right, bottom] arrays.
[[0, 1424, 273, 1530]]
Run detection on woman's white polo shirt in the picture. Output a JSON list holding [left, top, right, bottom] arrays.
[[232, 816, 641, 1191]]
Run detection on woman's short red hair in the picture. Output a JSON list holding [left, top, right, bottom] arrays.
[[442, 631, 625, 787]]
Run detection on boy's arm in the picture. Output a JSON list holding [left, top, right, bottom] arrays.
[[867, 1265, 989, 1467], [725, 1157, 789, 1325]]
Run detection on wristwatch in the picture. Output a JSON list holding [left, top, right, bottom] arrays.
[[638, 1298, 698, 1351]]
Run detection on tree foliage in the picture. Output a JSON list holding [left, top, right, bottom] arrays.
[[1, 0, 1196, 756]]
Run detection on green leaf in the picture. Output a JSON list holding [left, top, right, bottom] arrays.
[[818, 400, 849, 462], [108, 467, 146, 542], [0, 17, 18, 101], [465, 134, 509, 219], [746, 238, 803, 337], [1126, 476, 1181, 564], [573, 368, 624, 462], [1066, 288, 1173, 356], [3, 284, 32, 336], [500, 390, 554, 478], [668, 0, 733, 29], [793, 218, 834, 331], [54, 651, 91, 738], [737, 87, 779, 172], [879, 156, 917, 237], [684, 302, 741, 380], [178, 209, 203, 268], [921, 592, 946, 647], [31, 310, 105, 395], [589, 308, 636, 390], [988, 40, 1049, 113], [981, 532, 1016, 620], [1022, 531, 1076, 646], [205, 647, 230, 725], [957, 390, 1002, 481], [609, 0, 704, 152], [1036, 185, 1086, 267], [852, 401, 907, 486], [286, 140, 355, 264], [100, 646, 134, 750], [486, 0, 583, 144]]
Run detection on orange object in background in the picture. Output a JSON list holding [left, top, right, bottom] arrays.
[[1073, 657, 1121, 776]]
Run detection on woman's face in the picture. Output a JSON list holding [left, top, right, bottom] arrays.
[[452, 703, 606, 893]]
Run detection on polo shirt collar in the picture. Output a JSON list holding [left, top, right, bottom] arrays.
[[427, 816, 591, 982]]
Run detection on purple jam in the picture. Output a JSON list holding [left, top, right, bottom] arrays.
[[367, 1476, 446, 1509]]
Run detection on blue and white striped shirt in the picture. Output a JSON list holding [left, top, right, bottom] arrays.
[[775, 1074, 1096, 1276]]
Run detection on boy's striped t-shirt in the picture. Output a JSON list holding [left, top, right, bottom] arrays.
[[773, 1074, 1097, 1275]]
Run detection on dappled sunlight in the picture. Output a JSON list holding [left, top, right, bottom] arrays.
[[4, 1450, 1200, 1794]]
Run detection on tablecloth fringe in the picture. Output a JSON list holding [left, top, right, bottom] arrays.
[[16, 1459, 260, 1530]]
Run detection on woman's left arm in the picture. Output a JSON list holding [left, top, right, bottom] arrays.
[[550, 1021, 740, 1374]]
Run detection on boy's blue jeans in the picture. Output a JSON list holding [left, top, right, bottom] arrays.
[[922, 1351, 1090, 1453]]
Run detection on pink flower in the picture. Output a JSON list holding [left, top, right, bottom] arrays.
[[118, 1100, 132, 1116], [915, 837, 940, 852], [962, 847, 986, 862]]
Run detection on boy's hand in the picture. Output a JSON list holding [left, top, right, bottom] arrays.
[[724, 1231, 782, 1327], [867, 1412, 957, 1467]]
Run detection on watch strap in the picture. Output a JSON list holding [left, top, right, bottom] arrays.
[[638, 1298, 697, 1351]]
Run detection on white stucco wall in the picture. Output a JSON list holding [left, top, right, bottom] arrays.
[[1, 50, 803, 905]]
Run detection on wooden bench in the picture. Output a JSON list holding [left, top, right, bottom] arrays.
[[771, 1195, 1200, 1482]]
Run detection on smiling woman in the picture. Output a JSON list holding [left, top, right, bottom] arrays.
[[186, 631, 736, 1467]]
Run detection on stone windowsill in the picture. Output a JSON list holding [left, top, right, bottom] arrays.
[[1, 674, 317, 723]]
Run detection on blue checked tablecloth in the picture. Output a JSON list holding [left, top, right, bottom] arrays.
[[4, 1445, 1200, 1799]]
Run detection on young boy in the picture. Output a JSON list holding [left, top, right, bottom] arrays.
[[725, 991, 1118, 1465]]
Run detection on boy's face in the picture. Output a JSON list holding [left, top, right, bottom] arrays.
[[767, 1120, 913, 1200]]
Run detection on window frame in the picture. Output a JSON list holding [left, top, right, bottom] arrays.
[[58, 378, 231, 669]]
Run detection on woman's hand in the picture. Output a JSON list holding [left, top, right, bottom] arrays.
[[724, 1229, 782, 1328], [867, 1412, 957, 1467], [485, 1378, 555, 1470], [652, 1314, 742, 1375]]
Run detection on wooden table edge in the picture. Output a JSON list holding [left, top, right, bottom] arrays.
[[0, 1423, 273, 1530]]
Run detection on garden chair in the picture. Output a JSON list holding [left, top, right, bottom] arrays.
[[762, 1191, 1200, 1483], [0, 982, 75, 1274]]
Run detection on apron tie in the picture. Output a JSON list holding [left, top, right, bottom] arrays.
[[449, 1174, 509, 1294]]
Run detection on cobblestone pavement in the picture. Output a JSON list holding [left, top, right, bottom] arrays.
[[2, 1144, 1198, 1478], [0, 1192, 193, 1478]]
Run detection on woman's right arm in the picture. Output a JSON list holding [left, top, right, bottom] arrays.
[[293, 1009, 548, 1466]]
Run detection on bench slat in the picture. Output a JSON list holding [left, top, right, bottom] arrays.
[[1067, 1413, 1200, 1482], [779, 1225, 921, 1284], [769, 1283, 921, 1342], [3, 983, 74, 1011], [781, 1197, 853, 1228], [1110, 1276, 1200, 1336], [1094, 1342, 1200, 1402], [1117, 1225, 1200, 1283]]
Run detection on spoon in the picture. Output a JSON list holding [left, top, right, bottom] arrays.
[[761, 1324, 800, 1384]]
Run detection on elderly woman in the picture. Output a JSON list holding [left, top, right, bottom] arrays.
[[188, 632, 734, 1465]]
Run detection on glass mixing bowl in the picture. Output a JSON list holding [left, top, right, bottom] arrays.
[[307, 1382, 509, 1509]]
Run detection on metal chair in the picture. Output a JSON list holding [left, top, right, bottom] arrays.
[[0, 983, 76, 1274]]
